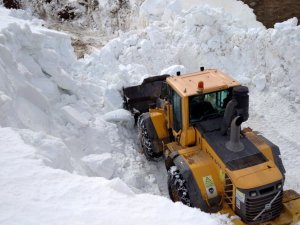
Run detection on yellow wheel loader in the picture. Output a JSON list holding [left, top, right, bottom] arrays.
[[122, 68, 300, 225]]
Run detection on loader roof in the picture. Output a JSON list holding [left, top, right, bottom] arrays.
[[166, 69, 240, 96]]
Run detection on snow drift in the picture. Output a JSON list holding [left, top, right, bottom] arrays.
[[0, 5, 229, 225], [0, 0, 300, 224], [0, 127, 231, 225], [140, 0, 264, 28]]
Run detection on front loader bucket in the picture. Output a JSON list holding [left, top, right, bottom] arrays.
[[122, 74, 169, 116]]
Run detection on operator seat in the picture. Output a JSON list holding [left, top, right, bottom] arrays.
[[191, 101, 215, 120]]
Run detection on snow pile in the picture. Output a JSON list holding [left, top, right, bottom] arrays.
[[274, 17, 298, 30], [0, 6, 230, 225], [0, 4, 169, 193], [79, 4, 300, 100], [1, 0, 264, 57], [1, 0, 300, 224], [140, 0, 263, 28], [0, 127, 230, 225]]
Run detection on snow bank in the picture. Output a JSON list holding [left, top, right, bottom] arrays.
[[274, 17, 298, 30], [1, 4, 168, 199], [81, 153, 116, 179], [1, 0, 300, 224], [0, 6, 232, 225], [0, 127, 230, 225], [140, 0, 263, 28], [80, 5, 300, 101]]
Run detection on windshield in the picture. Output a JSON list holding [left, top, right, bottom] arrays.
[[189, 89, 231, 124]]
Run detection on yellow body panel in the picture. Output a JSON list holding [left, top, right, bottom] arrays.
[[149, 108, 169, 139], [182, 95, 190, 131], [179, 127, 196, 146], [201, 137, 226, 171], [164, 102, 172, 129], [243, 130, 274, 161], [179, 146, 224, 201], [230, 162, 282, 189], [166, 141, 182, 153]]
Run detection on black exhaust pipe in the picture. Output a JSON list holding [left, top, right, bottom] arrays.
[[226, 116, 244, 152], [221, 86, 249, 135]]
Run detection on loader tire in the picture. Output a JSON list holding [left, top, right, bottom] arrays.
[[138, 113, 163, 161], [168, 166, 191, 207]]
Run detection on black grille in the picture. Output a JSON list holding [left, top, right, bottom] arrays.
[[245, 191, 283, 223]]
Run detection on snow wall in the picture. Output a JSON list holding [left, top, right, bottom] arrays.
[[0, 0, 300, 224]]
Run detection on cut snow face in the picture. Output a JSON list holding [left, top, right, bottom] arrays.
[[140, 0, 264, 28], [1, 1, 300, 225], [7, 0, 146, 57], [79, 3, 300, 100], [0, 8, 229, 225], [0, 5, 167, 198]]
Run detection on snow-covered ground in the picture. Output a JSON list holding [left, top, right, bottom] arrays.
[[0, 0, 300, 224]]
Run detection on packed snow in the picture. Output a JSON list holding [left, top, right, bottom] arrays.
[[0, 0, 300, 224], [140, 0, 263, 28], [0, 128, 232, 225]]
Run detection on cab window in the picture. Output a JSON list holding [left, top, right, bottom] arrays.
[[189, 89, 231, 124], [172, 90, 182, 132]]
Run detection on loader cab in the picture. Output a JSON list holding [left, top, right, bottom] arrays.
[[166, 70, 239, 147], [169, 87, 233, 147]]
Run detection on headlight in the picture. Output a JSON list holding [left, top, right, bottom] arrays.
[[250, 191, 257, 197], [277, 183, 282, 189]]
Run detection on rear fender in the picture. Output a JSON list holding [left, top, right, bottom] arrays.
[[258, 135, 286, 178], [243, 130, 286, 179]]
